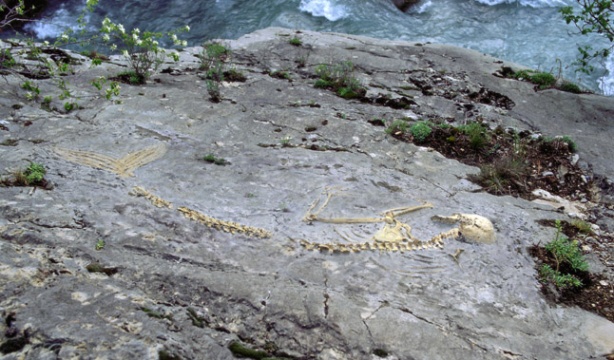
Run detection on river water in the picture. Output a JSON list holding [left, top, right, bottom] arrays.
[[22, 0, 614, 94]]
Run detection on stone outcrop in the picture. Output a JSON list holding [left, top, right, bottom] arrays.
[[1, 27, 613, 359]]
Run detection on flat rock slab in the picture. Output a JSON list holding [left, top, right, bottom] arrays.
[[1, 27, 613, 359]]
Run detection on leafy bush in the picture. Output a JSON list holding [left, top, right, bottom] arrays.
[[409, 121, 432, 142], [24, 162, 45, 184], [99, 18, 188, 82], [539, 220, 588, 289], [289, 36, 302, 46], [200, 41, 229, 71], [559, 82, 582, 93], [560, 0, 614, 73], [459, 122, 488, 150]]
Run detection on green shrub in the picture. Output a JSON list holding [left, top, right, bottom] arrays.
[[24, 162, 46, 184], [200, 41, 230, 71], [0, 49, 16, 69], [314, 61, 365, 99], [289, 36, 302, 46], [539, 220, 588, 289], [459, 122, 488, 150], [513, 70, 557, 89], [409, 121, 432, 142], [558, 82, 582, 93], [561, 135, 577, 152]]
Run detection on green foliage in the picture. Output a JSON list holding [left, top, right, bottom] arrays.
[[561, 135, 578, 152], [314, 61, 366, 99], [24, 162, 45, 184], [385, 119, 409, 135], [200, 41, 229, 71], [560, 0, 614, 73], [280, 136, 292, 147], [99, 18, 188, 81], [513, 70, 557, 89], [409, 121, 432, 142], [470, 155, 528, 194], [21, 80, 40, 100], [539, 264, 584, 289], [95, 239, 106, 250], [539, 220, 589, 289], [269, 69, 291, 80], [224, 68, 246, 82], [288, 36, 302, 46], [140, 306, 173, 320], [558, 81, 582, 93], [186, 308, 206, 328], [571, 219, 593, 234], [0, 49, 16, 69], [116, 70, 145, 85], [459, 122, 488, 149], [540, 135, 578, 153], [206, 80, 221, 102], [227, 341, 269, 360], [203, 153, 229, 165]]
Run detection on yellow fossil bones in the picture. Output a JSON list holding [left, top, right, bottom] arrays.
[[54, 144, 167, 177], [128, 186, 272, 239], [178, 206, 272, 239], [431, 213, 496, 244], [300, 188, 456, 253], [129, 186, 173, 208]]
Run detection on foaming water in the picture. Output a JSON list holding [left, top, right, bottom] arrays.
[[299, 0, 348, 21], [11, 0, 614, 94], [474, 0, 566, 7], [599, 53, 614, 95]]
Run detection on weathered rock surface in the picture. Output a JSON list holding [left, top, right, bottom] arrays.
[[1, 27, 613, 359]]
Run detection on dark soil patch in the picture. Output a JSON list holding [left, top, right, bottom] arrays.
[[529, 243, 614, 323], [387, 120, 613, 322], [390, 123, 594, 200]]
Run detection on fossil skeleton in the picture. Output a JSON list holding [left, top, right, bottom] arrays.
[[129, 186, 271, 239], [130, 186, 173, 208], [54, 144, 167, 177], [299, 188, 495, 253], [178, 206, 271, 239]]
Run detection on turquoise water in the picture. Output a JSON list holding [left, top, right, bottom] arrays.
[[23, 0, 614, 94]]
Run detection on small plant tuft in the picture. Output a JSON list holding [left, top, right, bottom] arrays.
[[539, 220, 588, 289], [385, 119, 409, 135], [288, 36, 302, 46], [203, 154, 230, 166], [409, 121, 432, 142], [228, 341, 270, 359]]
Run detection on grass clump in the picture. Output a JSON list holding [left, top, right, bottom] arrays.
[[385, 119, 410, 135], [115, 70, 146, 85], [0, 49, 16, 70], [203, 154, 230, 166], [540, 135, 577, 153], [571, 219, 593, 234], [409, 121, 432, 142], [458, 122, 488, 150], [513, 70, 556, 89], [228, 342, 270, 359], [469, 155, 528, 195], [288, 36, 302, 46], [559, 82, 582, 93], [200, 41, 230, 71], [314, 61, 366, 99], [539, 220, 589, 289]]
